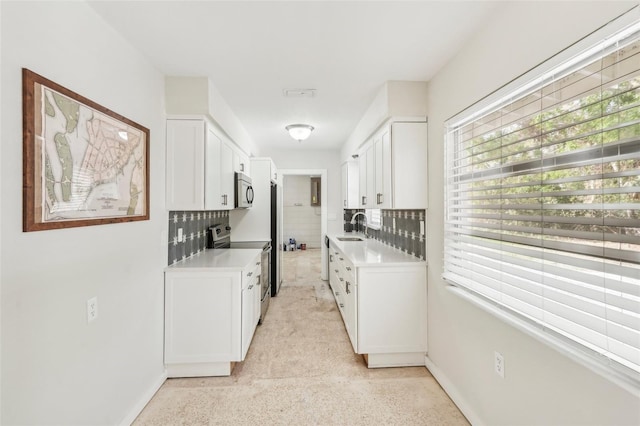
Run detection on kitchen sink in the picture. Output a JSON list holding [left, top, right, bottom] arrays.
[[337, 237, 364, 242]]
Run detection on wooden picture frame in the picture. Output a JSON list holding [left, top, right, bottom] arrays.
[[22, 68, 150, 232]]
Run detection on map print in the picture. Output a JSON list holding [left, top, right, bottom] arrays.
[[38, 84, 146, 222]]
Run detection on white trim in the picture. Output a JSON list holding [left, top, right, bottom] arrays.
[[278, 168, 328, 280], [119, 371, 168, 426], [424, 356, 484, 426], [446, 285, 640, 397]]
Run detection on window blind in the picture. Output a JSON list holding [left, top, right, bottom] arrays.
[[444, 20, 640, 381], [366, 209, 382, 230]]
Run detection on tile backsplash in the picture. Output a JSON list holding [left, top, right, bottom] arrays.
[[168, 210, 229, 266], [344, 209, 426, 260]]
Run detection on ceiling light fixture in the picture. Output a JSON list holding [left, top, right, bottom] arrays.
[[285, 124, 314, 142]]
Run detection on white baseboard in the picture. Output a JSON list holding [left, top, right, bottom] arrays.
[[424, 356, 483, 426], [119, 370, 168, 426]]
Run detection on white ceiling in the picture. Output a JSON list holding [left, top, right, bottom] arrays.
[[88, 1, 500, 153]]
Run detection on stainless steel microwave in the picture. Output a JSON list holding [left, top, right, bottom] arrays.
[[234, 172, 254, 208]]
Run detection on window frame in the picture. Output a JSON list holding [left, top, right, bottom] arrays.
[[443, 8, 640, 392]]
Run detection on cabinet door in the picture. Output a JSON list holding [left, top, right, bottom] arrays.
[[342, 161, 360, 209], [329, 246, 339, 291], [241, 263, 259, 360], [166, 120, 205, 210], [392, 122, 428, 209], [357, 266, 427, 354], [358, 151, 368, 208], [270, 160, 278, 183], [254, 257, 262, 324], [344, 276, 357, 352], [375, 126, 392, 209], [241, 283, 255, 360], [255, 274, 262, 323], [233, 149, 250, 177], [220, 141, 234, 209], [165, 271, 241, 363], [204, 128, 223, 210], [365, 145, 375, 208], [358, 144, 375, 208], [341, 163, 348, 209]]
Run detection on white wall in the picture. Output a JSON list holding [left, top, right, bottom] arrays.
[[1, 2, 166, 424], [283, 176, 322, 248], [266, 149, 343, 236], [425, 2, 640, 425]]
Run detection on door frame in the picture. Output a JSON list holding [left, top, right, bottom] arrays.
[[278, 169, 328, 281]]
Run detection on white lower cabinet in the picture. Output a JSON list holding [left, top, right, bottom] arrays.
[[241, 261, 261, 360], [164, 253, 260, 377], [329, 241, 427, 368]]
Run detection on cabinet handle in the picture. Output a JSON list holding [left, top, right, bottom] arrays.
[[334, 269, 339, 273], [344, 200, 346, 207], [339, 257, 344, 261], [240, 163, 245, 172], [339, 303, 344, 308], [377, 193, 383, 204], [221, 195, 226, 205], [225, 194, 229, 205], [247, 272, 253, 277], [362, 196, 367, 205], [274, 172, 277, 180], [256, 262, 261, 265], [257, 276, 260, 284], [335, 291, 340, 296], [346, 281, 351, 294], [339, 278, 344, 282], [330, 255, 334, 262], [346, 266, 351, 271], [248, 284, 253, 289]]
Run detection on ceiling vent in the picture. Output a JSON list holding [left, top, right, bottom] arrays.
[[283, 88, 316, 98]]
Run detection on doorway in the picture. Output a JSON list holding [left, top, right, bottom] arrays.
[[278, 169, 328, 281]]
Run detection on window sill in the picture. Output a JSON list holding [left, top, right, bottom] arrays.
[[444, 282, 640, 397]]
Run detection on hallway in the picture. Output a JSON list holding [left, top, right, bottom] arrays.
[[134, 249, 467, 425]]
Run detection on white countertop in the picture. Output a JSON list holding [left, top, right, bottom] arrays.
[[165, 248, 262, 272], [328, 233, 427, 267]]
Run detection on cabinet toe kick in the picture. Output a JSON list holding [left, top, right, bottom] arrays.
[[363, 352, 426, 369]]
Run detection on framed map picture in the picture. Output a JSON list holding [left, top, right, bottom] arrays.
[[22, 68, 150, 232]]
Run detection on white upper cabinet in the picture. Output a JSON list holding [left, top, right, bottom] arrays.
[[351, 120, 427, 210], [166, 119, 205, 210], [390, 122, 428, 209], [374, 125, 392, 208], [232, 147, 250, 177], [358, 143, 375, 208], [167, 118, 246, 211], [341, 161, 359, 209], [270, 159, 278, 183]]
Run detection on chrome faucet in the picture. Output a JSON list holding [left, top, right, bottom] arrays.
[[350, 212, 368, 237]]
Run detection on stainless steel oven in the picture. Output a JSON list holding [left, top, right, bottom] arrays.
[[206, 224, 270, 323]]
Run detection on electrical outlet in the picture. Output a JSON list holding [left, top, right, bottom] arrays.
[[494, 351, 505, 378], [87, 297, 98, 323], [177, 228, 183, 242]]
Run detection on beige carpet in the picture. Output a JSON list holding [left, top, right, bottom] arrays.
[[134, 249, 468, 425]]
